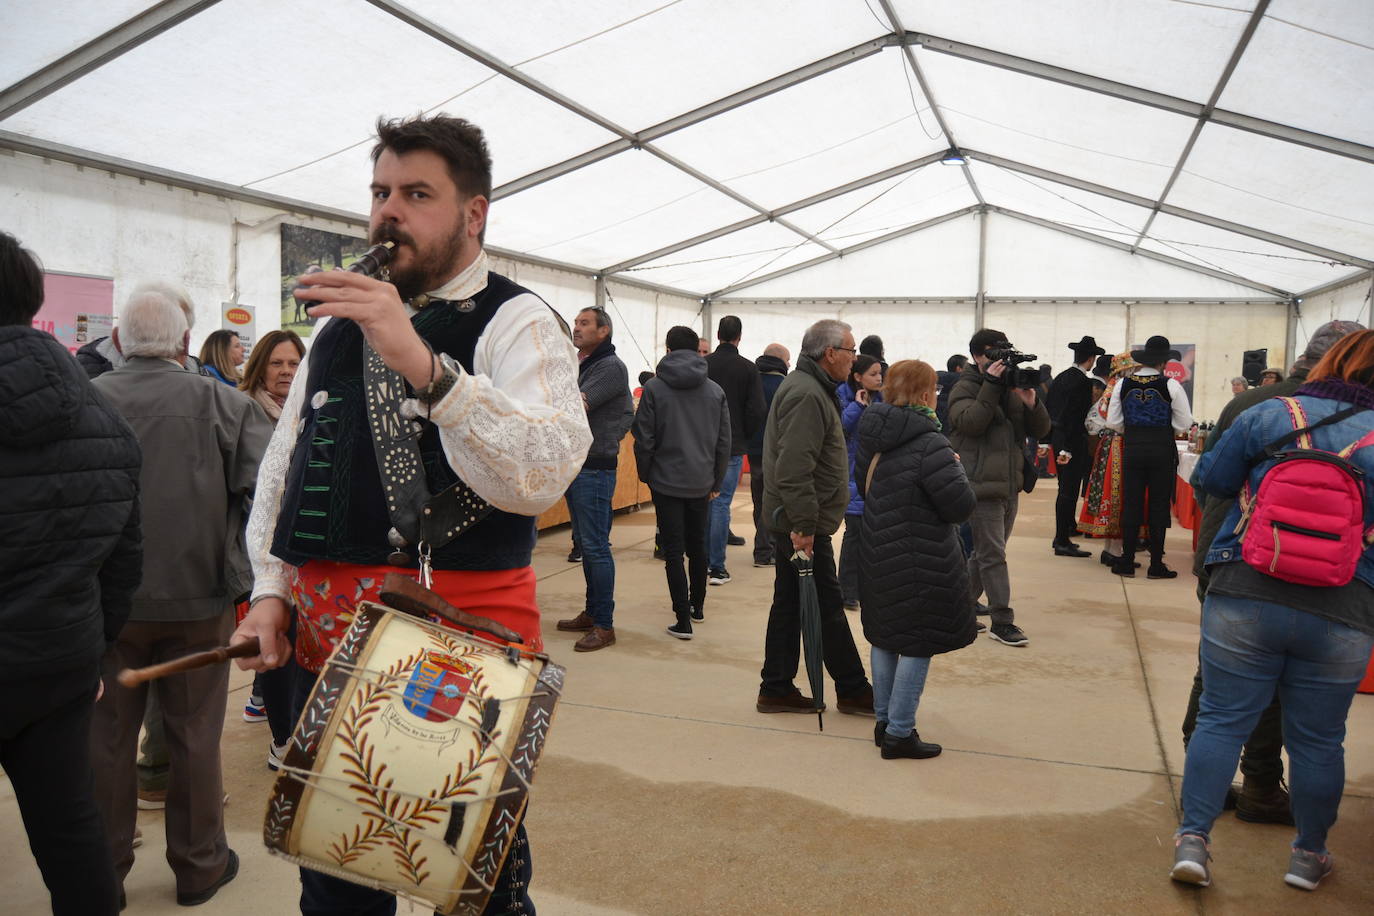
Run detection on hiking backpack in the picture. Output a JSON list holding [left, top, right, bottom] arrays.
[[1236, 398, 1374, 588]]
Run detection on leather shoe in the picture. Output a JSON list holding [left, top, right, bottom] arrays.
[[1100, 551, 1140, 569], [727, 533, 746, 546], [881, 730, 942, 760], [756, 691, 823, 714], [1111, 560, 1136, 578], [1053, 542, 1091, 557], [177, 849, 238, 906], [573, 626, 616, 652], [556, 611, 594, 632], [1147, 562, 1178, 579], [836, 687, 875, 717]]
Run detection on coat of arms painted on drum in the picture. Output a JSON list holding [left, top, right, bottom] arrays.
[[383, 650, 475, 747]]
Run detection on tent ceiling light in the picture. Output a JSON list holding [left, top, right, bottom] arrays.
[[940, 148, 967, 166]]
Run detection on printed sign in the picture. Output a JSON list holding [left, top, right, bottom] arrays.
[[222, 302, 256, 351], [34, 272, 115, 353], [1133, 342, 1195, 405]]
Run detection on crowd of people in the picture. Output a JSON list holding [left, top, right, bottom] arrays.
[[2, 109, 1372, 915]]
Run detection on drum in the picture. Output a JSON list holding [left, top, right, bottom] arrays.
[[263, 599, 563, 915]]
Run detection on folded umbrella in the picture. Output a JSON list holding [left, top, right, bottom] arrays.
[[791, 550, 825, 732]]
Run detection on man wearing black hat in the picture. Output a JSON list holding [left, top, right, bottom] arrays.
[[1106, 335, 1193, 578], [1046, 336, 1106, 557]]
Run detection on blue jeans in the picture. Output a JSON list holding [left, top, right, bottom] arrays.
[[565, 468, 616, 629], [707, 455, 743, 571], [870, 648, 931, 739], [1180, 593, 1373, 854]]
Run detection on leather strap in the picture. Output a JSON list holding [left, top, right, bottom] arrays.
[[362, 340, 493, 560], [864, 452, 882, 494]]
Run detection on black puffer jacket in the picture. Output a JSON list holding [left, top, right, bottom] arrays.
[[0, 327, 143, 680], [855, 402, 977, 657]]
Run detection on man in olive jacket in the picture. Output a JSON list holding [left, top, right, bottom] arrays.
[[948, 328, 1051, 648], [758, 319, 873, 715]]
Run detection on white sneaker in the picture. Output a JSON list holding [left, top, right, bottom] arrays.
[[268, 740, 289, 771], [707, 569, 731, 586]]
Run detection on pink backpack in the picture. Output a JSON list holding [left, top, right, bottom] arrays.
[[1237, 398, 1374, 587]]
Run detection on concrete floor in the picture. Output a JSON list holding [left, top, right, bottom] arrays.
[[3, 486, 1373, 914]]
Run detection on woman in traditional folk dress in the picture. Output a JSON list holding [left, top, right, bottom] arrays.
[[1078, 352, 1146, 566]]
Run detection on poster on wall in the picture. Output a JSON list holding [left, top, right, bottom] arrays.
[[36, 272, 115, 353], [280, 224, 370, 338], [222, 302, 256, 351], [1132, 341, 1195, 405]]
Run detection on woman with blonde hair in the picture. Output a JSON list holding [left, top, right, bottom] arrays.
[[854, 360, 976, 760], [198, 329, 245, 385], [1078, 352, 1144, 567], [238, 329, 304, 422]]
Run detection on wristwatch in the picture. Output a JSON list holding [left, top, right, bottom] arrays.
[[415, 354, 461, 405]]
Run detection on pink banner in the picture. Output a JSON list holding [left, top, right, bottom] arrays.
[[34, 273, 115, 353]]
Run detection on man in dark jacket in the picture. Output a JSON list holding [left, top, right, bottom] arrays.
[[758, 319, 874, 715], [557, 306, 634, 652], [948, 328, 1052, 648], [91, 287, 272, 907], [634, 326, 731, 639], [748, 343, 790, 568], [1179, 319, 1364, 825], [935, 354, 967, 430], [705, 315, 766, 586], [0, 231, 142, 916], [1045, 336, 1105, 557]]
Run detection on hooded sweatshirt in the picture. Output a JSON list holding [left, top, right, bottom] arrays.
[[632, 349, 731, 498], [0, 327, 143, 682]]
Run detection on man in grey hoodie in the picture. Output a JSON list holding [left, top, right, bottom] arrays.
[[633, 326, 731, 639], [556, 306, 634, 652]]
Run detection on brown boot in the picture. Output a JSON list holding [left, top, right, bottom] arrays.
[[756, 691, 824, 714], [556, 611, 594, 632], [573, 626, 616, 652], [837, 686, 875, 717], [1235, 777, 1294, 825]]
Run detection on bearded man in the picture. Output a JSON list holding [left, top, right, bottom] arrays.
[[232, 114, 591, 915]]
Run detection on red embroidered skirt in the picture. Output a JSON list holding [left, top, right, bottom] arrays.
[[288, 560, 543, 673]]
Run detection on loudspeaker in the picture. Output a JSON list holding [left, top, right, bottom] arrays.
[[1241, 348, 1268, 385]]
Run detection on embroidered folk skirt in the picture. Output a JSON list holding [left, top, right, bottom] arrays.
[[1077, 430, 1148, 541]]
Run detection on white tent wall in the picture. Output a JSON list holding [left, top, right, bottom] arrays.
[[0, 150, 310, 349], [983, 300, 1129, 374], [1299, 274, 1374, 351], [602, 280, 703, 383]]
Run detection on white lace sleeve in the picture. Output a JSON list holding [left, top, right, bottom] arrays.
[[425, 294, 591, 516], [246, 322, 319, 603]]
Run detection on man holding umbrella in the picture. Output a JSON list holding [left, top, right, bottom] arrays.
[[1046, 336, 1105, 557], [757, 319, 873, 716]]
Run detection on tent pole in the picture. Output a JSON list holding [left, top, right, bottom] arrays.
[[1286, 298, 1300, 369], [975, 208, 988, 330]]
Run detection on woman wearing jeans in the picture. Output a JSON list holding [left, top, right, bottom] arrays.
[[1175, 329, 1374, 891], [854, 361, 977, 759]]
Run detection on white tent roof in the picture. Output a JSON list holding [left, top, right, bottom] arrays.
[[3, 0, 1371, 302]]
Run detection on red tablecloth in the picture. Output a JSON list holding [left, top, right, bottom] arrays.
[[1174, 445, 1200, 549]]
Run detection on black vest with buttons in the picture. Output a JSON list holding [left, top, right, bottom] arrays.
[[1119, 373, 1176, 459], [271, 272, 537, 570]]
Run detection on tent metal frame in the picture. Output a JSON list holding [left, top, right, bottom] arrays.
[[2, 0, 1367, 307]]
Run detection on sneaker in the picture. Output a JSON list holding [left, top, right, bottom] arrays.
[[1284, 847, 1333, 891], [666, 621, 693, 640], [1170, 834, 1211, 887], [842, 600, 860, 612], [242, 698, 267, 723], [653, 546, 664, 560], [690, 607, 704, 622], [974, 618, 987, 632], [132, 826, 143, 849], [753, 557, 772, 568], [268, 740, 289, 771], [137, 787, 167, 810], [1147, 562, 1178, 580], [555, 611, 595, 632], [988, 623, 1028, 647], [574, 626, 617, 652], [707, 568, 731, 586], [756, 691, 823, 714], [176, 849, 239, 906], [880, 730, 942, 760], [727, 533, 746, 546], [567, 546, 582, 563]]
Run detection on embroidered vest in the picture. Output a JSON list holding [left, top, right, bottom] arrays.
[[271, 272, 537, 570], [1120, 374, 1175, 453]]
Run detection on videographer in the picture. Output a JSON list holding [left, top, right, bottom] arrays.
[[948, 328, 1051, 647]]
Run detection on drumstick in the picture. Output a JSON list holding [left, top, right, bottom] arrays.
[[116, 638, 261, 687]]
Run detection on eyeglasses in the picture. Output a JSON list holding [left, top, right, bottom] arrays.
[[831, 346, 856, 355]]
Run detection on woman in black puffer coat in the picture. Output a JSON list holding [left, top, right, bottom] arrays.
[[855, 360, 977, 760]]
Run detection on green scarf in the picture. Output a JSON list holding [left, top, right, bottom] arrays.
[[906, 403, 940, 430]]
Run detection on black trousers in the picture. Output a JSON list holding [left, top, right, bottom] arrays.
[[759, 534, 870, 699], [838, 514, 861, 604], [1119, 451, 1174, 562], [1, 671, 120, 916], [747, 455, 773, 565], [652, 489, 708, 619], [289, 665, 535, 915], [1053, 457, 1088, 543]]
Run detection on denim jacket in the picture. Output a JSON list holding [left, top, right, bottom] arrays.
[[1194, 393, 1374, 589]]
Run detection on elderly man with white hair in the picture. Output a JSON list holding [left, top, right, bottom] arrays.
[[90, 286, 272, 909]]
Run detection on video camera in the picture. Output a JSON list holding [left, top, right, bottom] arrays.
[[986, 343, 1042, 390]]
